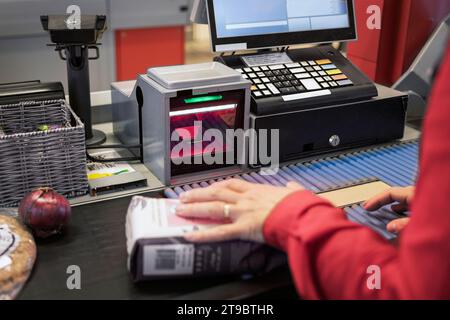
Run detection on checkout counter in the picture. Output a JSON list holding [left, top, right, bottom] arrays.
[[14, 92, 420, 299], [16, 100, 420, 300], [2, 0, 447, 300], [19, 187, 296, 299]]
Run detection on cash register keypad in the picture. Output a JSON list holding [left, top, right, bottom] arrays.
[[237, 59, 353, 99]]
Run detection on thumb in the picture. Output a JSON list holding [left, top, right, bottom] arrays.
[[387, 218, 410, 234]]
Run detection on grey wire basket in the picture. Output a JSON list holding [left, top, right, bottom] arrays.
[[0, 100, 89, 207]]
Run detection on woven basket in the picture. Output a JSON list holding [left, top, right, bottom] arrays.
[[0, 100, 89, 207]]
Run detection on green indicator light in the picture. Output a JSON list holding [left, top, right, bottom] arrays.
[[184, 95, 223, 104]]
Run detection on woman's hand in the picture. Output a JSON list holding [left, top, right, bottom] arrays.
[[364, 186, 415, 234], [176, 179, 303, 243]]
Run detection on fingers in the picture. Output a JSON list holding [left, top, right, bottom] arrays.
[[364, 187, 412, 211], [183, 224, 242, 243], [215, 178, 304, 193], [176, 202, 233, 221], [363, 189, 396, 211], [212, 179, 254, 193], [180, 186, 241, 204], [387, 218, 410, 234], [391, 203, 409, 214]]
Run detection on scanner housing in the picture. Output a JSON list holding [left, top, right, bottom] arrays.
[[112, 63, 251, 185]]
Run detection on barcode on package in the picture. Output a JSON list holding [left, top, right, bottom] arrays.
[[155, 250, 176, 270], [143, 244, 194, 276]]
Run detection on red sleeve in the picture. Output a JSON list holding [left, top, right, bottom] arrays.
[[263, 44, 450, 300]]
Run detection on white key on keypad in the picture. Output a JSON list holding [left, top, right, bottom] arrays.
[[295, 73, 310, 79], [285, 63, 301, 68], [261, 66, 269, 71], [314, 66, 322, 71], [300, 78, 322, 90], [248, 73, 257, 78], [301, 61, 309, 67], [317, 77, 325, 82], [321, 82, 330, 88], [258, 84, 267, 90], [319, 71, 327, 76], [254, 79, 262, 84], [291, 67, 306, 74], [257, 72, 265, 77], [263, 90, 271, 96], [236, 68, 243, 73], [254, 91, 263, 97], [267, 83, 281, 95], [262, 78, 270, 83], [269, 64, 285, 70], [252, 67, 261, 71], [244, 68, 252, 73], [310, 72, 319, 77]]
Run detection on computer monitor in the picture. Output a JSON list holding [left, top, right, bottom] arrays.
[[206, 0, 357, 52]]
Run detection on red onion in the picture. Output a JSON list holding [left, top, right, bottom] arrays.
[[18, 188, 71, 238]]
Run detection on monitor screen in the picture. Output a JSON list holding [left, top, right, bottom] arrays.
[[207, 0, 356, 52]]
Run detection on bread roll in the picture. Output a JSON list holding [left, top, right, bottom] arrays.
[[0, 215, 36, 300]]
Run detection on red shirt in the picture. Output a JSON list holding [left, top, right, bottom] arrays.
[[263, 44, 450, 299]]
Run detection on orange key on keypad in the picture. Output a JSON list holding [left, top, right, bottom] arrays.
[[327, 69, 342, 75], [332, 74, 348, 81], [251, 85, 258, 91], [316, 59, 332, 65]]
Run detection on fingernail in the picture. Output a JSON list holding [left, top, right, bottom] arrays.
[[176, 204, 186, 214], [391, 223, 398, 233], [179, 192, 188, 202]]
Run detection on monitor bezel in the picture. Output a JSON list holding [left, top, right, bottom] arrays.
[[207, 0, 357, 52]]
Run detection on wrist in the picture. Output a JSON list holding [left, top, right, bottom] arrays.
[[262, 190, 334, 248]]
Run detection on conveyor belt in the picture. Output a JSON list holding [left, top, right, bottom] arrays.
[[165, 140, 419, 240]]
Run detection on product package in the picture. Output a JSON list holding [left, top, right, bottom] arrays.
[[126, 196, 286, 281]]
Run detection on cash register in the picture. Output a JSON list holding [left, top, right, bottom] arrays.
[[207, 0, 377, 113], [113, 0, 408, 181], [199, 0, 407, 164]]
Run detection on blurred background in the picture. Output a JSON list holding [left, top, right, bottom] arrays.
[[0, 0, 449, 93]]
